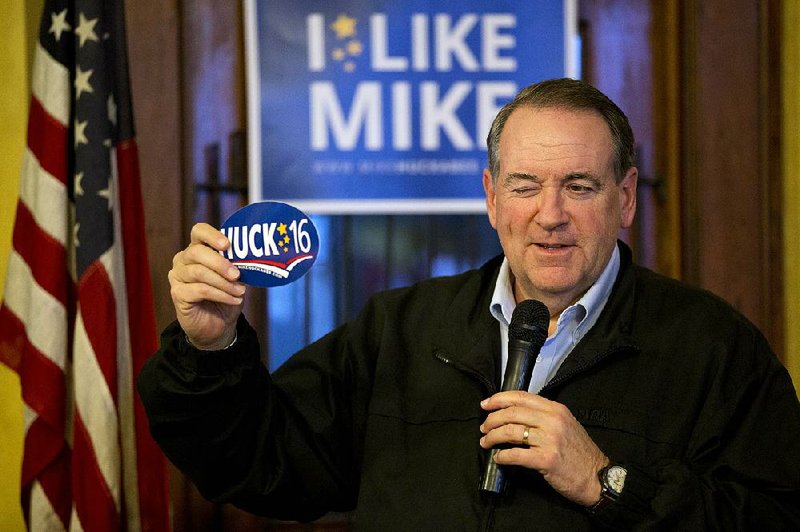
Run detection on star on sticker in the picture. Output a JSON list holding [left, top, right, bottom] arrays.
[[330, 14, 356, 39], [283, 236, 290, 245], [50, 8, 71, 41], [332, 48, 345, 61], [74, 119, 89, 147], [277, 222, 287, 235], [74, 172, 84, 196], [75, 67, 93, 99], [75, 13, 99, 48]]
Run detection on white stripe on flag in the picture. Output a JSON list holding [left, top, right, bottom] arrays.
[[20, 149, 69, 247], [72, 309, 122, 511], [31, 42, 70, 126], [3, 251, 68, 370], [29, 481, 66, 532]]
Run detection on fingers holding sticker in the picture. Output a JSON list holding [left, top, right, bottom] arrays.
[[220, 202, 320, 288]]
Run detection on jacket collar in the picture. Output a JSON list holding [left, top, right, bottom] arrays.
[[432, 256, 503, 393], [543, 241, 639, 392], [431, 241, 640, 394]]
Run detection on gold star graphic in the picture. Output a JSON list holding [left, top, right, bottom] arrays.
[[344, 61, 355, 73], [283, 236, 290, 245], [347, 40, 363, 56], [277, 222, 287, 236], [330, 14, 356, 39], [332, 48, 345, 61]]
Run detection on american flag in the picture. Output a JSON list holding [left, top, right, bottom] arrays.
[[0, 0, 169, 530]]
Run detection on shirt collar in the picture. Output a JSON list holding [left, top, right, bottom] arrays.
[[489, 243, 621, 333], [489, 258, 516, 326]]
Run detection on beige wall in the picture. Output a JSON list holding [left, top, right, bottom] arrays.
[[0, 0, 38, 529]]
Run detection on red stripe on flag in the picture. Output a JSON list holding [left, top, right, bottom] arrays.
[[17, 337, 67, 437], [0, 304, 25, 371], [72, 413, 121, 532], [11, 201, 69, 306], [117, 140, 170, 530], [26, 96, 68, 184], [0, 301, 70, 528], [20, 417, 65, 491], [31, 437, 72, 528], [78, 263, 118, 403]]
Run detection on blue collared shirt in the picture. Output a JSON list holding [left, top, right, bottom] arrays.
[[489, 244, 621, 393]]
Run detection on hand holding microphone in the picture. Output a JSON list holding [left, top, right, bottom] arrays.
[[480, 299, 549, 494], [479, 300, 610, 506]]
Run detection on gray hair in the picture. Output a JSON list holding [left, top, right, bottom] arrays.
[[486, 78, 635, 184]]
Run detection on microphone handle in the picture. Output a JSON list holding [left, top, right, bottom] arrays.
[[480, 340, 537, 494], [502, 340, 537, 392]]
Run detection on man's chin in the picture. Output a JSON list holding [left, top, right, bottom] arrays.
[[517, 277, 580, 303]]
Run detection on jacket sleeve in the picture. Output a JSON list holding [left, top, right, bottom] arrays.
[[136, 311, 377, 522], [594, 325, 800, 530]]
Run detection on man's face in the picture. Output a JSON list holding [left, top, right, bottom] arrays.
[[483, 106, 637, 312]]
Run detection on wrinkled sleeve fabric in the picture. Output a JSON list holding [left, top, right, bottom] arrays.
[[136, 310, 377, 522]]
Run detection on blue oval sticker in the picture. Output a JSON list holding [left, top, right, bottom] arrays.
[[219, 202, 319, 288]]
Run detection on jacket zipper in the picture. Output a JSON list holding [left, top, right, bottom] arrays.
[[480, 492, 497, 532], [433, 350, 496, 394], [433, 350, 498, 531]]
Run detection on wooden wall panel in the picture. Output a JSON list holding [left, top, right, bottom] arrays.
[[126, 0, 183, 332], [180, 1, 246, 228], [681, 0, 783, 357], [579, 0, 667, 274], [582, 0, 784, 358]]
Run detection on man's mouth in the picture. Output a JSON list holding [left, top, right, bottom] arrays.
[[536, 243, 569, 249]]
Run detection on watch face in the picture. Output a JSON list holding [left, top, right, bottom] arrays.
[[606, 465, 627, 494]]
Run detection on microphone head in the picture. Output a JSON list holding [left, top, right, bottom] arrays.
[[509, 300, 549, 347]]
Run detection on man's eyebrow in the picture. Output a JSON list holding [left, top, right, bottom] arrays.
[[504, 172, 541, 184], [564, 172, 605, 189]]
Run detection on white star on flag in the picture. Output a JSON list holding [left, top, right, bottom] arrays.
[[49, 8, 71, 41], [75, 12, 99, 48]]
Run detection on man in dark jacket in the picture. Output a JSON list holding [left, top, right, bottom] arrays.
[[138, 79, 800, 529]]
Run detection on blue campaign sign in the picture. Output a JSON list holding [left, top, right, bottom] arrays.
[[245, 0, 577, 213]]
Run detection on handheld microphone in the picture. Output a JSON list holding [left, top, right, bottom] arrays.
[[480, 299, 549, 495]]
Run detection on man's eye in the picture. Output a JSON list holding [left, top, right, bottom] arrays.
[[511, 187, 539, 196], [567, 183, 596, 194]]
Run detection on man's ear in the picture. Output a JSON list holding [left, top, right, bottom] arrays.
[[483, 168, 497, 229], [619, 166, 638, 229]]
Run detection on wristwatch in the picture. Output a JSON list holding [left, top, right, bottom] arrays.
[[589, 463, 627, 514]]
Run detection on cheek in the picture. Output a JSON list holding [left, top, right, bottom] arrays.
[[498, 212, 529, 244]]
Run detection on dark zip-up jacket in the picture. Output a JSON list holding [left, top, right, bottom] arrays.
[[138, 243, 800, 530]]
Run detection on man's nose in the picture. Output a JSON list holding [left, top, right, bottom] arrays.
[[533, 188, 569, 231]]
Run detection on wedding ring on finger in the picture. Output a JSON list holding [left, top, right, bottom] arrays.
[[522, 425, 531, 447]]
